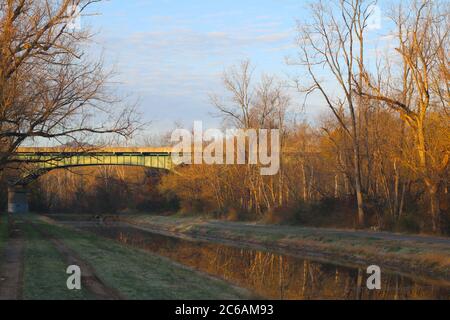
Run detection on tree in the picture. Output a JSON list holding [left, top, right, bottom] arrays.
[[0, 0, 137, 174], [359, 0, 449, 233], [294, 0, 376, 227], [209, 60, 291, 216]]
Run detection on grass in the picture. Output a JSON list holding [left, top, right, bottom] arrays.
[[32, 216, 250, 299], [21, 220, 92, 300]]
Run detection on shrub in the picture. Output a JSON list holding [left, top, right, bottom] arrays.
[[227, 208, 241, 222], [265, 206, 296, 224], [396, 214, 421, 234]]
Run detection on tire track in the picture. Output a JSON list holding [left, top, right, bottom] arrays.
[[29, 220, 125, 300]]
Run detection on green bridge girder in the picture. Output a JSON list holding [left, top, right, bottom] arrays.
[[11, 149, 175, 185], [14, 152, 174, 170]]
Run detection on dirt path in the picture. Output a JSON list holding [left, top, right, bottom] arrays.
[[29, 221, 125, 300], [0, 217, 24, 300], [207, 220, 450, 245]]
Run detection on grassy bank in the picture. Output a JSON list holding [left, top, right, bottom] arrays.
[[33, 215, 250, 299], [120, 215, 450, 283]]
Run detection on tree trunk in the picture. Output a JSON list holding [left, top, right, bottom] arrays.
[[429, 183, 441, 234], [334, 174, 339, 199], [417, 121, 427, 169], [417, 121, 441, 234], [353, 139, 365, 227], [302, 163, 308, 202]]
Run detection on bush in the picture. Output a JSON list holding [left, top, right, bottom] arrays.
[[396, 214, 421, 234], [438, 210, 450, 236], [287, 198, 356, 228], [227, 208, 242, 222], [265, 206, 296, 224]]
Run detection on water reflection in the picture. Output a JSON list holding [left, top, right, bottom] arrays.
[[79, 224, 449, 300]]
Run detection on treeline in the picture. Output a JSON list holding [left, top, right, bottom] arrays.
[[161, 0, 449, 234], [160, 106, 448, 234], [28, 166, 178, 214]]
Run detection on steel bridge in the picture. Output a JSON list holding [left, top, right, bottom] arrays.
[[7, 147, 175, 213], [12, 147, 175, 184]]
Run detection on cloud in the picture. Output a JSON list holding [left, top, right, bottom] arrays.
[[99, 24, 293, 97], [88, 3, 298, 126]]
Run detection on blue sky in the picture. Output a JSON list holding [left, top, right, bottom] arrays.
[[83, 0, 391, 135]]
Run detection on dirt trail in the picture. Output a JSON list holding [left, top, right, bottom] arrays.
[[207, 220, 450, 245], [30, 221, 125, 300], [0, 217, 24, 300]]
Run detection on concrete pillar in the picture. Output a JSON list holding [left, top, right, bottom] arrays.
[[7, 186, 29, 214]]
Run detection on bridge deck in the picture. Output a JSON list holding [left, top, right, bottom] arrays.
[[16, 147, 173, 154]]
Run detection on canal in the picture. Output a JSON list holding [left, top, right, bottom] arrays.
[[52, 218, 450, 300]]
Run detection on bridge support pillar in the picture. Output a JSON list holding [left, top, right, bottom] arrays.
[[7, 186, 29, 214]]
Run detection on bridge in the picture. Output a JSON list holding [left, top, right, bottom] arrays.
[[8, 147, 176, 214], [7, 146, 307, 214]]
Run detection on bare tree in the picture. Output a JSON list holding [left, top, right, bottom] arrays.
[[209, 61, 291, 215], [210, 59, 254, 129], [294, 0, 376, 227], [359, 0, 449, 233], [0, 0, 137, 173]]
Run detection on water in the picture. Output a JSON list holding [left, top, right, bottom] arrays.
[[66, 222, 450, 300]]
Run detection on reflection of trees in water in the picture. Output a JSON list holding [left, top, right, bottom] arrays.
[[86, 226, 448, 300], [200, 247, 443, 300]]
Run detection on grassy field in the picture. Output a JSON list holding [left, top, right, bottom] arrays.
[[119, 214, 450, 283], [30, 215, 250, 299]]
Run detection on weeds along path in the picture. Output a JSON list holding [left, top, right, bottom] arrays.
[[28, 219, 125, 300], [0, 216, 24, 300]]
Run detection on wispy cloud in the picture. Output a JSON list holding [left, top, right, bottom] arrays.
[[87, 0, 302, 129]]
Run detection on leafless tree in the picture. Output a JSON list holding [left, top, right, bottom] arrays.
[[0, 0, 138, 174], [293, 0, 377, 227], [359, 0, 450, 233], [210, 59, 254, 129]]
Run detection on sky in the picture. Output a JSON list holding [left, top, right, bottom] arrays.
[[82, 0, 391, 136]]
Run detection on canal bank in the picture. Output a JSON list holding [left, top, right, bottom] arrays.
[[43, 214, 450, 300], [118, 215, 450, 285], [0, 214, 253, 300]]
